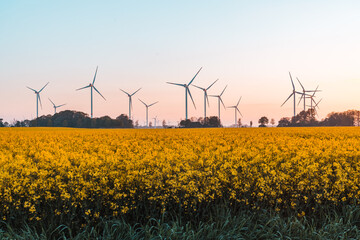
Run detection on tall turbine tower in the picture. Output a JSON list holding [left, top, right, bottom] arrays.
[[297, 78, 321, 112], [48, 98, 66, 114], [209, 85, 227, 123], [76, 66, 106, 118], [281, 72, 301, 118], [120, 88, 141, 119], [193, 79, 218, 121], [27, 82, 49, 119], [228, 97, 243, 127], [166, 67, 202, 120], [138, 99, 158, 127]]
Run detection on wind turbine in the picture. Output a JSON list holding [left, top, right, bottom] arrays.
[[297, 78, 321, 112], [166, 67, 202, 120], [228, 97, 243, 127], [120, 88, 141, 120], [26, 82, 49, 119], [192, 79, 218, 121], [48, 98, 66, 114], [209, 85, 227, 123], [281, 72, 302, 118], [138, 99, 158, 127], [153, 116, 158, 128], [76, 66, 106, 118]]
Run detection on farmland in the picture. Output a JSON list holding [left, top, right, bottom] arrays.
[[1, 127, 360, 238]]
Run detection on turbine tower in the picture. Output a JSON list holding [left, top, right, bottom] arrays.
[[153, 116, 158, 128], [48, 98, 66, 114], [120, 88, 141, 120], [76, 66, 106, 118], [166, 67, 202, 120], [26, 82, 49, 119], [138, 99, 158, 127], [228, 97, 243, 127], [281, 72, 302, 118], [297, 78, 321, 112], [209, 85, 227, 123], [193, 79, 218, 121]]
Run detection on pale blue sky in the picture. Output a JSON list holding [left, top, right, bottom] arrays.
[[1, 1, 360, 125]]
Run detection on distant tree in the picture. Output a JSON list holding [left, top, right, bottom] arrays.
[[250, 121, 253, 127], [258, 116, 269, 127], [270, 118, 275, 127], [277, 117, 291, 127], [207, 116, 221, 127], [135, 120, 139, 128], [0, 118, 4, 127], [149, 122, 153, 127], [162, 120, 166, 128], [237, 118, 242, 127], [321, 110, 355, 126]]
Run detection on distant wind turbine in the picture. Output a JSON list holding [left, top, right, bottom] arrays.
[[48, 98, 66, 114], [281, 72, 302, 118], [297, 77, 321, 112], [209, 85, 227, 123], [26, 82, 49, 119], [120, 88, 141, 120], [228, 97, 243, 127], [153, 116, 158, 128], [193, 79, 218, 121], [76, 66, 106, 118], [166, 67, 202, 120], [139, 99, 158, 127]]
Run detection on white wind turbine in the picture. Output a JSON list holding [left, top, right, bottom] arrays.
[[209, 85, 227, 122], [138, 99, 158, 127], [26, 82, 49, 119], [153, 116, 158, 128], [48, 98, 66, 114], [281, 72, 302, 118], [166, 67, 202, 120], [228, 97, 243, 127], [297, 78, 321, 112], [76, 66, 106, 118], [192, 79, 218, 121], [120, 88, 141, 120]]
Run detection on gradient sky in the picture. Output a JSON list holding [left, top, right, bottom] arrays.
[[1, 1, 360, 126]]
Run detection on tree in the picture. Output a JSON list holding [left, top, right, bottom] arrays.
[[270, 118, 275, 127], [0, 118, 4, 127], [162, 120, 167, 128], [250, 121, 253, 127], [258, 116, 269, 127], [149, 122, 153, 127], [237, 118, 242, 127], [277, 117, 291, 127]]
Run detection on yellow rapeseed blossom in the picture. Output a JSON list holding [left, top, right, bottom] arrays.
[[0, 127, 359, 221]]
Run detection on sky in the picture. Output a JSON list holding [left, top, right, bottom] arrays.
[[1, 1, 360, 126]]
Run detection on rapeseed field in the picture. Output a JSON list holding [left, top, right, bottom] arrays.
[[1, 127, 360, 225]]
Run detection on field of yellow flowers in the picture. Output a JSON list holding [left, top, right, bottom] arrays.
[[1, 127, 360, 224]]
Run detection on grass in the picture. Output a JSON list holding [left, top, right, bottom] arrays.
[[1, 204, 360, 239]]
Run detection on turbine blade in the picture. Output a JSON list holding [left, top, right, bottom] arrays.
[[298, 94, 304, 106], [206, 79, 218, 90], [281, 93, 294, 107], [289, 72, 295, 90], [192, 84, 205, 90], [296, 77, 305, 91], [27, 86, 37, 92], [220, 97, 226, 109], [188, 67, 202, 86], [315, 98, 322, 109], [131, 88, 141, 96], [206, 92, 210, 107], [220, 85, 227, 96], [93, 86, 106, 100], [236, 108, 243, 117], [166, 82, 184, 87], [39, 82, 49, 93], [38, 94, 42, 109], [312, 85, 319, 97], [92, 66, 98, 84], [120, 88, 130, 96], [48, 98, 55, 106], [57, 104, 66, 108], [187, 88, 196, 109], [76, 85, 90, 91], [149, 101, 159, 107], [236, 96, 242, 107], [138, 98, 147, 106]]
